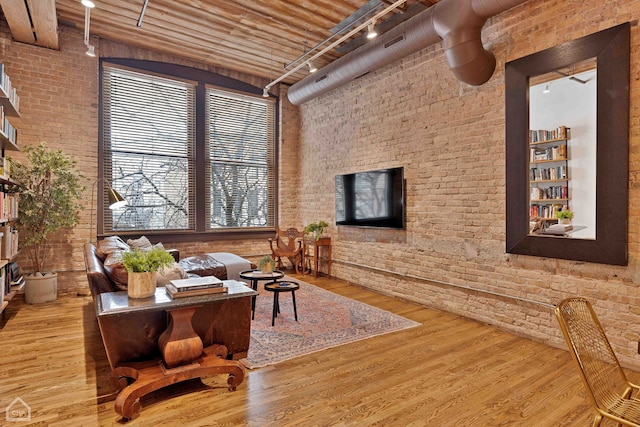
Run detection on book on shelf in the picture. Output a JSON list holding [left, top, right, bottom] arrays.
[[169, 275, 223, 292], [165, 283, 228, 299]]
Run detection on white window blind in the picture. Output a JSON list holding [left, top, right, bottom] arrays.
[[101, 64, 196, 232], [205, 88, 275, 229]]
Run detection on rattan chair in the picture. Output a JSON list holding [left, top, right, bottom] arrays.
[[556, 297, 640, 427]]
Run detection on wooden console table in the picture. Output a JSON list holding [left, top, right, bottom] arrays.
[[95, 280, 257, 420], [303, 236, 332, 278]]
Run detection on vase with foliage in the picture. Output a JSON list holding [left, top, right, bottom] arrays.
[[9, 143, 85, 303], [121, 247, 175, 298], [556, 209, 574, 225], [258, 255, 275, 273], [304, 220, 329, 240]]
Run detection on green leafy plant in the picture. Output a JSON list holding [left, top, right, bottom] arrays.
[[121, 247, 176, 273], [304, 221, 329, 239], [9, 143, 86, 274], [556, 209, 574, 220], [258, 255, 275, 272]]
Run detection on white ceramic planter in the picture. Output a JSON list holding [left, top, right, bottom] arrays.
[[24, 272, 58, 304]]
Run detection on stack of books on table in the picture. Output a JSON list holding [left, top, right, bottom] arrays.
[[541, 223, 573, 236], [165, 276, 227, 299]]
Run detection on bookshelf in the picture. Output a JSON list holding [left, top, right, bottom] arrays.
[[0, 63, 20, 315], [529, 126, 570, 222]]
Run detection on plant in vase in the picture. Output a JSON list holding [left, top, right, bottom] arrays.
[[121, 247, 175, 298], [8, 143, 86, 304], [257, 255, 275, 273], [304, 220, 329, 240], [556, 209, 574, 225]]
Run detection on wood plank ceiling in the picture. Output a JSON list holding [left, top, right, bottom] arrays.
[[0, 0, 439, 85]]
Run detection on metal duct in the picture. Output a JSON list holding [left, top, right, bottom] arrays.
[[288, 0, 527, 105]]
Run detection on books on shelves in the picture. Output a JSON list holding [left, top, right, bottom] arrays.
[[0, 63, 20, 114], [529, 126, 568, 143], [169, 276, 223, 292], [1, 225, 18, 260], [165, 283, 228, 299]]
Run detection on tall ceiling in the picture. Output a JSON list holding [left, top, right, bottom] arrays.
[[0, 0, 439, 86]]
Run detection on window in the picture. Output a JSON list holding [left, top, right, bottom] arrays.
[[206, 89, 275, 229], [100, 61, 276, 237]]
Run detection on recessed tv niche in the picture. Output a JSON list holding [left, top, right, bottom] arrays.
[[335, 167, 405, 229]]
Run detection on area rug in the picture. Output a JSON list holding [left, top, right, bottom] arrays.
[[239, 277, 421, 369]]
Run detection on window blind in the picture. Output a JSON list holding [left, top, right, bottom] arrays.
[[205, 87, 275, 229], [101, 64, 196, 232]]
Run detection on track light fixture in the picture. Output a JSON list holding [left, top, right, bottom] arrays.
[[307, 61, 317, 73], [367, 21, 378, 39], [263, 0, 410, 97], [82, 0, 96, 57]]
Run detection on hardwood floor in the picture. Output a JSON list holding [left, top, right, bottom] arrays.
[[0, 275, 620, 426]]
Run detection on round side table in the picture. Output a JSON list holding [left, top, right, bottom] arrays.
[[239, 270, 285, 320], [264, 281, 300, 326]]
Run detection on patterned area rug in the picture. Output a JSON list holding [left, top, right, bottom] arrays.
[[239, 277, 421, 369]]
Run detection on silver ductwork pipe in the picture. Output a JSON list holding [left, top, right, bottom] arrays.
[[288, 0, 527, 105]]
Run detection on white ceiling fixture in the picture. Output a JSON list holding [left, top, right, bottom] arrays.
[[82, 0, 96, 57]]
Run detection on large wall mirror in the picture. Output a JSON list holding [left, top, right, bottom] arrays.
[[505, 23, 630, 265]]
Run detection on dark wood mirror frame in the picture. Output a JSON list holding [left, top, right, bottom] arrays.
[[505, 23, 630, 266]]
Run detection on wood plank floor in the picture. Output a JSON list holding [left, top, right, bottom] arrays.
[[0, 274, 624, 426]]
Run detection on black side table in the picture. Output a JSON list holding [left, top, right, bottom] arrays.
[[264, 281, 300, 326], [239, 270, 285, 319]]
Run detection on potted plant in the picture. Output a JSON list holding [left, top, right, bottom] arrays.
[[556, 209, 574, 225], [121, 247, 176, 298], [257, 255, 275, 273], [304, 220, 329, 240], [9, 143, 85, 304]]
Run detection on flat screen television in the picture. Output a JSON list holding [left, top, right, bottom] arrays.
[[335, 167, 405, 229]]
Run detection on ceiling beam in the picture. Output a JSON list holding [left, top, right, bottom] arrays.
[[27, 0, 58, 49], [0, 0, 36, 44], [0, 0, 58, 49]]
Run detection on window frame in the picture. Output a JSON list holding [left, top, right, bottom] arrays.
[[99, 59, 279, 243]]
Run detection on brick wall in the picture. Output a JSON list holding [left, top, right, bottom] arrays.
[[294, 0, 640, 368], [0, 25, 274, 295], [3, 0, 640, 369]]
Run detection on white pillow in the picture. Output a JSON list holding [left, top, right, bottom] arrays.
[[156, 263, 188, 286]]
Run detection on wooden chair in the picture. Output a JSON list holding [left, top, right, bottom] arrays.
[[268, 227, 303, 274], [555, 297, 640, 427]]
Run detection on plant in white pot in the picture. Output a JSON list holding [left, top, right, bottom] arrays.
[[9, 143, 85, 304], [121, 247, 175, 298], [304, 220, 329, 240]]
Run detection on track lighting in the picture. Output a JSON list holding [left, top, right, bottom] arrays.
[[367, 21, 378, 39], [82, 0, 96, 57], [307, 61, 317, 73]]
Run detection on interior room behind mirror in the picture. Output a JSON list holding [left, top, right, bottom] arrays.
[[528, 58, 597, 240]]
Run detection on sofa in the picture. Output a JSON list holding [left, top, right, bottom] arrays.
[[83, 238, 256, 365]]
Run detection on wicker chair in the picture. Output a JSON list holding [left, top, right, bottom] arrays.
[[555, 297, 640, 427], [268, 227, 304, 274]]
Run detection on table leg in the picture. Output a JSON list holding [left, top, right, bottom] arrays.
[[250, 279, 258, 320], [158, 306, 203, 368], [292, 291, 298, 322], [111, 344, 245, 420]]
